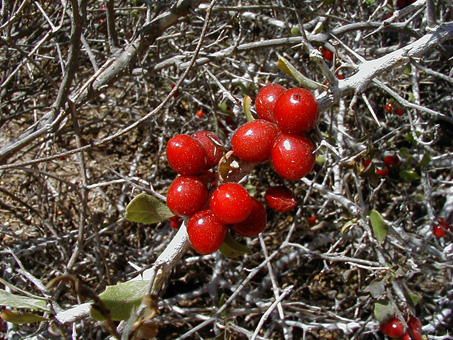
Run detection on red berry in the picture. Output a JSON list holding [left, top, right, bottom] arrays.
[[187, 210, 227, 255], [407, 316, 422, 332], [196, 109, 204, 118], [437, 217, 451, 230], [170, 83, 179, 97], [231, 119, 280, 163], [380, 317, 406, 338], [320, 47, 334, 61], [166, 134, 207, 175], [336, 74, 345, 80], [255, 84, 286, 123], [192, 130, 224, 169], [376, 166, 389, 177], [264, 186, 297, 213], [384, 155, 400, 167], [308, 216, 317, 226], [273, 88, 319, 135], [230, 198, 267, 237], [271, 134, 316, 180], [210, 183, 253, 224], [170, 216, 182, 229], [166, 176, 208, 217], [385, 102, 394, 112], [395, 108, 405, 116], [433, 224, 446, 238], [401, 330, 423, 340]]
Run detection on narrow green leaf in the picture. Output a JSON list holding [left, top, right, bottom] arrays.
[[374, 300, 395, 324], [219, 232, 252, 258], [0, 310, 49, 324], [399, 147, 411, 159], [369, 210, 389, 244], [125, 193, 173, 224], [419, 153, 431, 166], [243, 95, 253, 122], [399, 170, 420, 183], [277, 56, 322, 90], [90, 281, 149, 321], [0, 290, 49, 312]]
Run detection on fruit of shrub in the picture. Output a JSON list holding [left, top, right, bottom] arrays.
[[273, 87, 319, 135], [395, 108, 405, 116], [376, 166, 389, 177], [167, 175, 208, 217], [433, 224, 446, 238], [196, 109, 204, 118], [231, 119, 280, 163], [166, 134, 207, 175], [384, 154, 400, 167], [192, 130, 224, 169], [380, 317, 406, 338], [401, 330, 423, 340], [308, 216, 317, 226], [230, 198, 267, 237], [210, 183, 253, 224], [170, 216, 182, 229], [407, 316, 422, 332], [320, 46, 333, 61], [255, 83, 286, 123], [385, 102, 394, 112], [271, 134, 316, 180], [187, 210, 227, 255], [264, 186, 297, 213]]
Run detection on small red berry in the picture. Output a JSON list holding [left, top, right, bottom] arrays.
[[273, 88, 319, 135], [407, 316, 422, 332], [255, 84, 286, 123], [320, 47, 334, 61], [401, 330, 423, 340], [210, 183, 253, 224], [308, 216, 317, 226], [385, 102, 394, 112], [167, 176, 208, 217], [187, 210, 227, 255], [380, 317, 406, 338], [192, 130, 224, 169], [230, 198, 267, 237], [336, 74, 345, 80], [231, 119, 280, 163], [395, 108, 405, 116], [170, 216, 182, 229], [437, 217, 451, 230], [264, 186, 297, 213], [384, 155, 400, 167], [170, 83, 179, 97], [376, 166, 389, 177], [433, 224, 446, 238], [166, 134, 207, 175], [271, 134, 316, 181], [196, 109, 204, 118]]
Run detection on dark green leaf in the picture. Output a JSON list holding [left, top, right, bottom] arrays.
[[219, 231, 252, 258], [419, 153, 431, 166], [125, 193, 173, 224], [399, 170, 420, 183], [370, 210, 388, 244]]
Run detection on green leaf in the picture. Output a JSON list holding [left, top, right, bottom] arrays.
[[0, 290, 49, 312], [419, 153, 431, 166], [218, 101, 228, 114], [365, 0, 375, 4], [369, 210, 389, 244], [243, 95, 253, 122], [90, 280, 149, 321], [399, 147, 411, 159], [125, 193, 173, 224], [219, 231, 252, 258], [0, 310, 49, 324], [399, 170, 420, 183], [404, 291, 422, 307], [374, 300, 395, 324], [277, 56, 322, 90]]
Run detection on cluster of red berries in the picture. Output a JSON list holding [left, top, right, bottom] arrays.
[[165, 84, 319, 255], [385, 102, 405, 116], [380, 316, 423, 340], [433, 217, 452, 238]]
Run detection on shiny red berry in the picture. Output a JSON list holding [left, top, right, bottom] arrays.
[[433, 224, 446, 238], [170, 216, 182, 229], [273, 88, 319, 135], [166, 134, 207, 175], [264, 186, 297, 213], [230, 198, 267, 237], [192, 130, 224, 169], [255, 84, 286, 123], [271, 134, 316, 180], [384, 155, 400, 167], [210, 183, 253, 224], [187, 210, 227, 255], [167, 176, 208, 217], [308, 216, 317, 226], [395, 108, 405, 116], [320, 46, 334, 61], [232, 119, 280, 163], [380, 317, 406, 338], [196, 109, 204, 118], [376, 166, 389, 177], [401, 330, 423, 340], [407, 316, 422, 332], [385, 102, 394, 112]]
